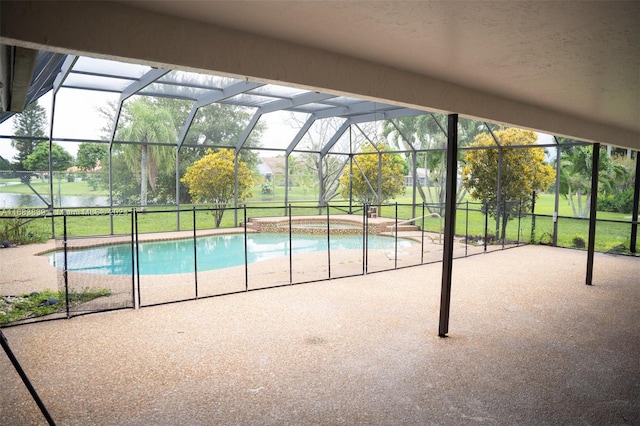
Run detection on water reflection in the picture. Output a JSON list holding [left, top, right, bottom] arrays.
[[0, 193, 109, 208]]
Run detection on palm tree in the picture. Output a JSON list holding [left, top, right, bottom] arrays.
[[557, 144, 621, 218], [382, 115, 483, 213], [117, 98, 177, 209]]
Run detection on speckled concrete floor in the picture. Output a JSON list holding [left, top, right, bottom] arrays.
[[1, 246, 639, 425]]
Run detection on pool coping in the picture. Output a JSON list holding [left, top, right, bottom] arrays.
[[36, 215, 439, 255], [34, 227, 255, 255]]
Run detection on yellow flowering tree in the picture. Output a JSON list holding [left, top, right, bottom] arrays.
[[462, 128, 554, 238], [339, 143, 406, 205], [181, 149, 254, 227]]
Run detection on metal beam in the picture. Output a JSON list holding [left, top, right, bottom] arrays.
[[312, 101, 374, 120], [485, 122, 501, 146], [383, 107, 431, 121], [314, 100, 425, 121], [362, 108, 426, 122], [496, 148, 503, 238], [285, 115, 316, 155], [322, 155, 350, 203], [176, 103, 198, 149], [485, 123, 503, 237], [387, 118, 420, 216], [631, 152, 640, 253], [52, 54, 78, 94], [177, 81, 266, 149], [351, 155, 379, 203], [353, 123, 377, 148], [430, 113, 448, 138], [236, 92, 336, 152], [388, 119, 417, 151], [318, 154, 325, 208], [108, 101, 124, 150], [586, 143, 600, 285], [1, 330, 56, 425], [320, 109, 428, 157], [259, 92, 335, 115], [320, 120, 351, 156], [195, 81, 264, 108], [235, 111, 262, 152], [119, 67, 170, 102], [377, 152, 382, 207], [553, 138, 561, 246], [438, 113, 458, 337]]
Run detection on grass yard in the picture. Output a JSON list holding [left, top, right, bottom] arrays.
[[0, 182, 637, 254]]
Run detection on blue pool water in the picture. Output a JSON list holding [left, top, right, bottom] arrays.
[[46, 233, 417, 275]]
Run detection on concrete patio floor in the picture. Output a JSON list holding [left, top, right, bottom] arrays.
[[1, 245, 639, 425]]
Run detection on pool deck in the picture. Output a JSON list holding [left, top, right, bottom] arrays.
[[1, 245, 639, 425], [0, 227, 251, 296], [1, 215, 460, 298], [246, 214, 424, 234]]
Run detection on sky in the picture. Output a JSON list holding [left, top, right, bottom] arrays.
[[0, 90, 558, 164], [0, 90, 301, 162]]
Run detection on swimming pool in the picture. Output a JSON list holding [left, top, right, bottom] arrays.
[[46, 233, 417, 275]]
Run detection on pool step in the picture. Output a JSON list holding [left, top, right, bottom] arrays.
[[244, 221, 420, 233], [385, 224, 421, 232]]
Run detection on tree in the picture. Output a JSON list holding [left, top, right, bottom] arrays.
[[180, 103, 264, 169], [597, 153, 636, 214], [338, 143, 406, 204], [382, 114, 485, 212], [462, 128, 554, 239], [558, 144, 628, 217], [11, 101, 47, 171], [154, 99, 264, 204], [76, 142, 108, 171], [285, 155, 312, 191], [181, 148, 254, 227], [24, 142, 73, 171], [98, 96, 263, 205], [116, 98, 177, 209], [288, 115, 373, 204], [103, 150, 139, 204]]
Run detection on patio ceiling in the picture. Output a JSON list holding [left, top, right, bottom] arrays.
[[0, 1, 638, 149]]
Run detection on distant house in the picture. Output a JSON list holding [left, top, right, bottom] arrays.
[[257, 157, 286, 181], [257, 157, 305, 186], [405, 168, 427, 186]]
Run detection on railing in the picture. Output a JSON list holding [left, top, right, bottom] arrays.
[[389, 212, 442, 244], [2, 200, 638, 327]]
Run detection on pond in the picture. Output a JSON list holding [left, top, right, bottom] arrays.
[[0, 193, 109, 208]]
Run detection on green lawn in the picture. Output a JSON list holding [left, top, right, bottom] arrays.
[[42, 200, 638, 254], [388, 193, 634, 253], [1, 183, 637, 254]]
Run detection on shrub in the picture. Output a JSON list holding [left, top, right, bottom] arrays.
[[597, 189, 636, 214], [607, 244, 627, 254], [261, 182, 273, 195], [572, 233, 586, 248], [597, 194, 617, 213], [539, 232, 553, 245], [0, 209, 49, 245], [0, 287, 112, 325]]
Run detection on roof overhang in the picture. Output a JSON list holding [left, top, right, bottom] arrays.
[[1, 1, 638, 149], [0, 45, 37, 113]]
